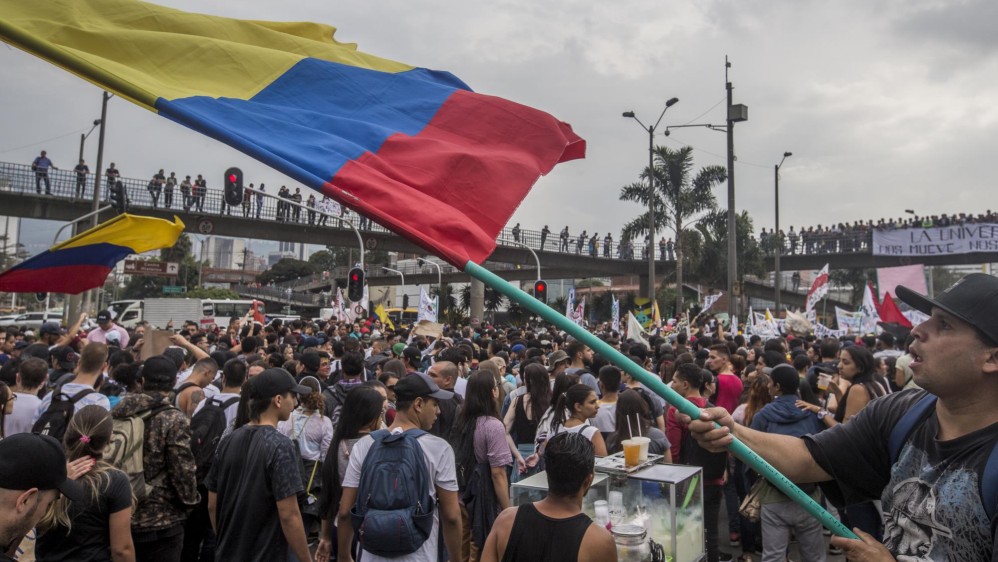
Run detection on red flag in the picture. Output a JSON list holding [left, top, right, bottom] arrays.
[[878, 291, 913, 328]]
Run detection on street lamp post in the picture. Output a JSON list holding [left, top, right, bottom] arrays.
[[416, 257, 442, 292], [623, 97, 679, 304], [725, 57, 749, 319], [774, 151, 792, 313], [78, 119, 102, 164], [381, 267, 405, 309]]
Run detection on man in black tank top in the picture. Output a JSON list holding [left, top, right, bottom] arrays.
[[480, 433, 617, 562]]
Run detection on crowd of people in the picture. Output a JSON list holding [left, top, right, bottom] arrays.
[[758, 210, 998, 256]]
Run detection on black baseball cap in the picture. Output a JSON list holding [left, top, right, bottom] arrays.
[[247, 368, 311, 400], [0, 433, 84, 501], [51, 346, 79, 370], [896, 273, 998, 345], [96, 310, 112, 324], [402, 346, 422, 365], [394, 372, 453, 402], [40, 322, 63, 336]]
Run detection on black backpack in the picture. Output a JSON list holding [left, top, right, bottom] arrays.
[[189, 395, 240, 483], [450, 414, 477, 492], [678, 401, 728, 480], [32, 387, 95, 441]]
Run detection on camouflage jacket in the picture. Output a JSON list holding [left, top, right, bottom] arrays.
[[112, 391, 200, 531]]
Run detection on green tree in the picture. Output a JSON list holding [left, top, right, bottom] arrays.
[[691, 211, 766, 288], [257, 258, 317, 285], [829, 268, 876, 306], [185, 287, 241, 299], [619, 145, 727, 315], [431, 283, 460, 322]]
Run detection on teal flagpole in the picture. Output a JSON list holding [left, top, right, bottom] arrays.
[[464, 260, 857, 539]]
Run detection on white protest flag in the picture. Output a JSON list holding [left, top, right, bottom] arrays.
[[731, 315, 739, 335], [573, 298, 586, 326], [333, 287, 347, 321], [611, 295, 620, 333], [861, 281, 881, 334], [805, 264, 831, 313], [703, 292, 723, 311], [565, 288, 576, 319], [417, 286, 437, 323], [626, 311, 650, 346]]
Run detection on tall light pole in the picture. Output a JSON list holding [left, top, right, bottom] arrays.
[[774, 151, 792, 313], [725, 57, 748, 318], [622, 96, 679, 304], [382, 267, 405, 308]]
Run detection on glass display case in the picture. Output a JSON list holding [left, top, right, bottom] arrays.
[[604, 464, 704, 562], [509, 464, 704, 562]]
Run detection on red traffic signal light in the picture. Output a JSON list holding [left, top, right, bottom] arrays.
[[223, 167, 243, 206], [347, 267, 365, 302], [534, 280, 548, 303]]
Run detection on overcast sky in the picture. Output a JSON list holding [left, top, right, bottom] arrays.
[[2, 0, 996, 246]]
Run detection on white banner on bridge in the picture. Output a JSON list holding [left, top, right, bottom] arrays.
[[873, 223, 998, 256]]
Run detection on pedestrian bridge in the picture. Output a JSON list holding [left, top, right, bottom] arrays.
[[1, 160, 995, 285]]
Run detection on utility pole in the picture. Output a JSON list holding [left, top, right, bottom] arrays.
[[725, 57, 748, 318]]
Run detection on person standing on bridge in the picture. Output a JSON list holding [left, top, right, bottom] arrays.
[[148, 169, 165, 207], [181, 175, 193, 211], [292, 188, 303, 222], [559, 226, 569, 252], [603, 233, 612, 258], [307, 193, 317, 225], [576, 230, 586, 254], [256, 183, 266, 219], [539, 224, 550, 250], [165, 171, 177, 208], [511, 222, 520, 243], [32, 150, 57, 194], [194, 174, 207, 212], [104, 162, 120, 199], [73, 159, 90, 198]]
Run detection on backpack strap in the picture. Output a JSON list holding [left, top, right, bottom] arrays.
[[218, 396, 240, 410], [66, 388, 95, 404], [887, 393, 937, 464], [982, 441, 998, 521]]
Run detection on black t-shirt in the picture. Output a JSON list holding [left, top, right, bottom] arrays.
[[206, 424, 304, 562], [35, 469, 132, 562], [804, 389, 998, 561]]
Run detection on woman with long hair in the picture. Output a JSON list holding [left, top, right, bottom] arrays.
[[315, 386, 385, 562], [36, 405, 134, 562], [798, 344, 887, 540], [456, 371, 513, 561], [547, 383, 607, 457], [278, 376, 333, 539], [0, 382, 12, 439], [606, 390, 672, 462], [503, 363, 550, 481], [733, 373, 773, 428]]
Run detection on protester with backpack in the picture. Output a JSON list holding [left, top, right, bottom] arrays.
[[182, 359, 245, 562], [336, 372, 462, 562], [452, 371, 512, 562], [35, 405, 135, 562], [666, 364, 727, 562], [278, 376, 334, 542], [110, 355, 199, 562], [174, 358, 218, 419], [323, 351, 365, 428], [206, 368, 313, 562], [33, 343, 111, 441]]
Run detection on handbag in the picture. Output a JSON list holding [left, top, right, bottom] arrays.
[[739, 479, 765, 523]]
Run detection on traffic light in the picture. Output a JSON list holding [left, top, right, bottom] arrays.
[[109, 180, 127, 214], [534, 280, 548, 303], [347, 267, 365, 302], [402, 293, 410, 309], [223, 167, 243, 206]]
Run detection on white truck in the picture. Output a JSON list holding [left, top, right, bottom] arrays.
[[107, 299, 264, 329]]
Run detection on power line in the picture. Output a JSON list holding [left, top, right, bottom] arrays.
[[0, 126, 90, 155]]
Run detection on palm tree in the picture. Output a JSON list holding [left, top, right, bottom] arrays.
[[431, 283, 459, 319], [619, 145, 727, 315]]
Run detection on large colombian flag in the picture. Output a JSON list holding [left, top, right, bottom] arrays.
[[0, 0, 585, 268], [0, 214, 185, 294]]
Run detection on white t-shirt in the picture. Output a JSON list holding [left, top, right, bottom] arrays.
[[191, 392, 241, 428], [453, 376, 467, 399], [342, 429, 458, 562], [5, 392, 42, 436], [593, 401, 617, 433], [551, 419, 599, 441], [33, 383, 110, 423]]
